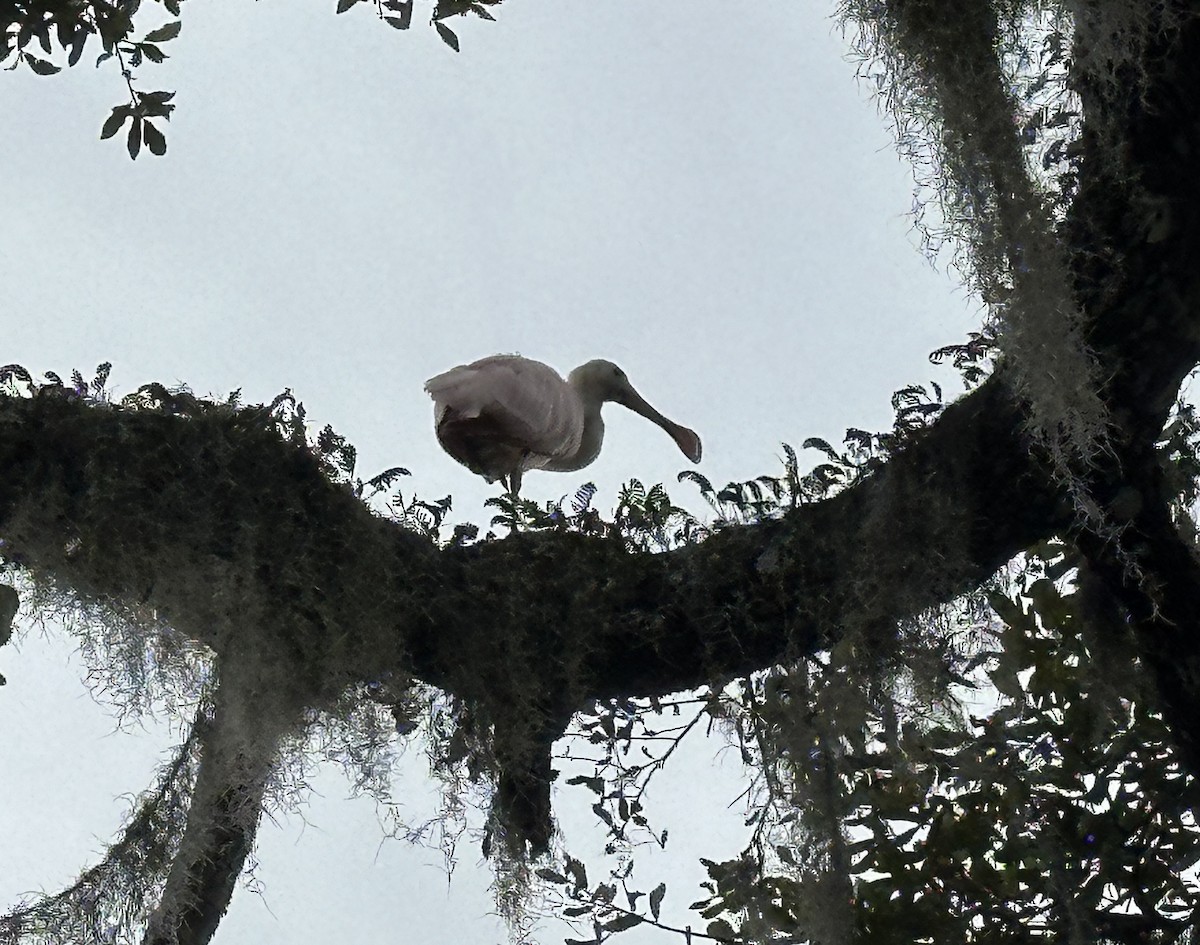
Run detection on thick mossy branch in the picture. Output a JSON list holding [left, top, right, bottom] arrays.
[[0, 377, 1060, 715], [1054, 4, 1200, 771]]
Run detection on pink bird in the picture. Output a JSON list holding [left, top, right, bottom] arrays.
[[425, 355, 702, 495]]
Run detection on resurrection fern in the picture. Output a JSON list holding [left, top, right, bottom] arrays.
[[930, 330, 996, 390]]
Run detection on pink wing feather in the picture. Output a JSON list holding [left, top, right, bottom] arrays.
[[425, 356, 584, 467]]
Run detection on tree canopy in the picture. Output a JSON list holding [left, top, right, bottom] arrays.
[[4, 2, 1200, 944]]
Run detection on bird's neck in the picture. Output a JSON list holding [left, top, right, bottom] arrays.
[[542, 380, 607, 473], [574, 398, 605, 470]]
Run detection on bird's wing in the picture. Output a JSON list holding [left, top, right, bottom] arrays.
[[426, 356, 583, 463]]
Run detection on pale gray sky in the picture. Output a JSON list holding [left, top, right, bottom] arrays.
[[1, 3, 976, 942]]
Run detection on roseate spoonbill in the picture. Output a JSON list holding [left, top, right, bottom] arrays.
[[425, 355, 702, 495]]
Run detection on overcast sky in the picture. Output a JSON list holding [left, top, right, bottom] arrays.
[[1, 2, 977, 942]]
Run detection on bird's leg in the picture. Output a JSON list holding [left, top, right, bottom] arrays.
[[505, 470, 523, 535]]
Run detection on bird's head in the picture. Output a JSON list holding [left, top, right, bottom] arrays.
[[569, 359, 702, 464], [568, 359, 631, 402]]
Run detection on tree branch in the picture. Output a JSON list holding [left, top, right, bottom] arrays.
[[0, 371, 1064, 711], [142, 654, 301, 945]]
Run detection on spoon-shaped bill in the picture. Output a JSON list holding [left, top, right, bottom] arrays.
[[619, 387, 703, 464], [667, 423, 702, 463]]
